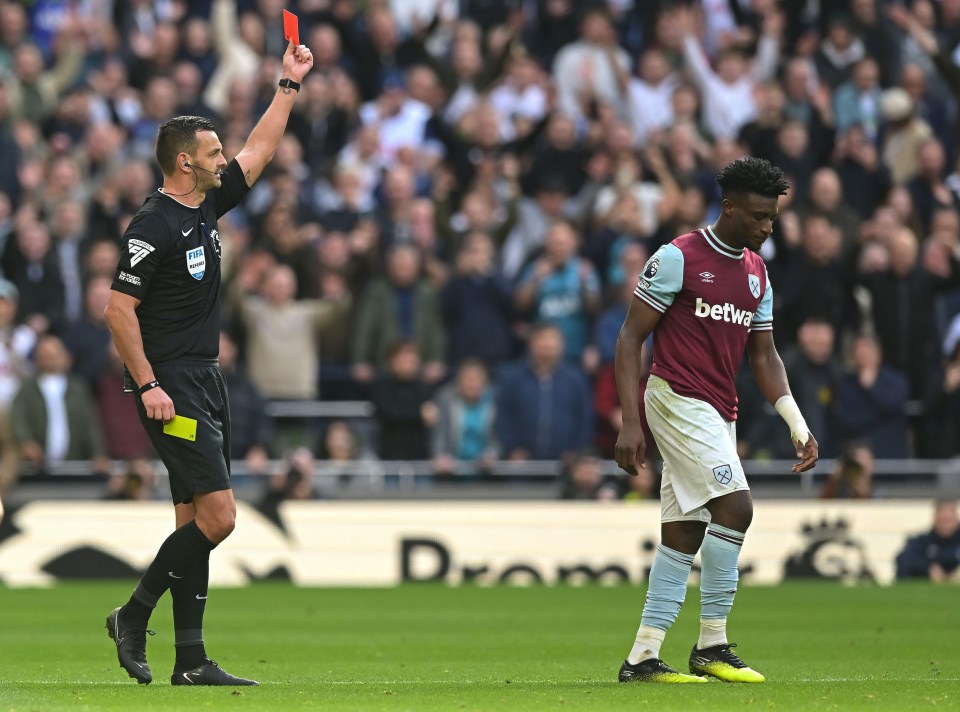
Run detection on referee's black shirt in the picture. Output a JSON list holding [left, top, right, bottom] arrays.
[[111, 158, 250, 364]]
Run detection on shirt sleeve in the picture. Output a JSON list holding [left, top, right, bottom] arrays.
[[213, 158, 251, 218], [633, 243, 684, 313], [111, 211, 169, 300], [750, 268, 774, 332]]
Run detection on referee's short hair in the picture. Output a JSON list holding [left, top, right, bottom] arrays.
[[156, 116, 217, 176]]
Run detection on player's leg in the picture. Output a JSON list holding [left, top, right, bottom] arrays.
[[619, 376, 709, 683], [688, 429, 765, 683]]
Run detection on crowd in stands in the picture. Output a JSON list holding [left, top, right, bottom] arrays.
[[5, 0, 960, 502]]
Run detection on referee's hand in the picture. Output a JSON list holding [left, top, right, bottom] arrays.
[[142, 387, 176, 422]]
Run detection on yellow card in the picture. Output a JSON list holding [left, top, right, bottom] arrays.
[[163, 415, 198, 441]]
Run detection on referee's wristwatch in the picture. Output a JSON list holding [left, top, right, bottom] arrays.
[[278, 78, 301, 92], [138, 380, 161, 397]]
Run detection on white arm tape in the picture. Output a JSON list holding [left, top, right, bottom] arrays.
[[774, 395, 810, 445]]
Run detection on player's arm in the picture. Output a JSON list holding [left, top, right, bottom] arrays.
[[614, 298, 662, 475], [746, 330, 819, 472], [103, 291, 175, 422], [234, 40, 314, 187]]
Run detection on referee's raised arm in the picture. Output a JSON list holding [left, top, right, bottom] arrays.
[[233, 39, 314, 188]]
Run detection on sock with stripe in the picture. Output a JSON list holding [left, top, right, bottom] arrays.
[[628, 545, 695, 664], [121, 520, 217, 630], [698, 523, 745, 649], [172, 553, 210, 670]]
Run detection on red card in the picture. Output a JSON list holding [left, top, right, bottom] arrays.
[[283, 9, 299, 45]]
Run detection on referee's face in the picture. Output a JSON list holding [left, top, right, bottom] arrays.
[[190, 130, 228, 191]]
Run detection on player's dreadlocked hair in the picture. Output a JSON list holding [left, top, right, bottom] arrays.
[[715, 157, 790, 199]]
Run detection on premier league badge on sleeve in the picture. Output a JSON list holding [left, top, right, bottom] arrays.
[[748, 273, 761, 299], [186, 246, 206, 280], [643, 258, 660, 279]]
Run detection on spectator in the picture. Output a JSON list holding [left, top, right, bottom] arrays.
[[832, 57, 882, 140], [780, 318, 843, 458], [256, 447, 321, 530], [95, 342, 153, 462], [103, 459, 158, 501], [432, 359, 499, 477], [218, 331, 270, 475], [895, 500, 960, 582], [880, 87, 934, 185], [371, 341, 436, 461], [814, 14, 867, 89], [351, 244, 447, 384], [627, 48, 678, 146], [559, 452, 619, 501], [11, 334, 107, 471], [818, 443, 875, 499], [3, 220, 65, 333], [859, 226, 960, 403], [833, 124, 892, 219], [515, 220, 601, 362], [836, 334, 911, 458], [441, 232, 514, 367], [236, 263, 351, 401], [552, 7, 631, 123], [677, 4, 782, 140], [495, 324, 592, 461], [59, 276, 113, 391], [907, 138, 953, 235]]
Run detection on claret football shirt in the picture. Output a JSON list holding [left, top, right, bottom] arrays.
[[634, 226, 773, 421]]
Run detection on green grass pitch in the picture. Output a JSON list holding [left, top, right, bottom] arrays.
[[0, 582, 956, 711]]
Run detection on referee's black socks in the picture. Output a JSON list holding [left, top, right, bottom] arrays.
[[122, 520, 217, 629], [172, 555, 210, 670]]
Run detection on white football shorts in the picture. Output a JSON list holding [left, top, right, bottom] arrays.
[[644, 374, 749, 523]]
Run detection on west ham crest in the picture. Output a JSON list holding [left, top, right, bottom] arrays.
[[748, 273, 761, 299]]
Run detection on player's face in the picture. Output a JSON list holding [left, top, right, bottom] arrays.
[[729, 193, 778, 252]]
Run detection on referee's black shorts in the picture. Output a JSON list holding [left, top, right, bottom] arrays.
[[136, 360, 232, 505]]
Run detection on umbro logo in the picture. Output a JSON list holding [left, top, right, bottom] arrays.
[[128, 239, 155, 267], [699, 271, 715, 283]]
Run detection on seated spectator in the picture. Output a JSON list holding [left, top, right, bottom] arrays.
[[11, 334, 107, 472], [818, 443, 874, 500], [371, 341, 436, 461], [351, 244, 447, 385], [895, 500, 960, 582], [559, 452, 619, 501], [103, 459, 158, 501], [515, 220, 601, 361], [432, 359, 499, 478], [256, 447, 321, 530], [836, 334, 911, 458], [495, 324, 593, 462]]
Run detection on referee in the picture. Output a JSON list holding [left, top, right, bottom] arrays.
[[103, 40, 313, 686]]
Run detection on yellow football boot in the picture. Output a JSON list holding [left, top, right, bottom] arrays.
[[688, 643, 765, 683]]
